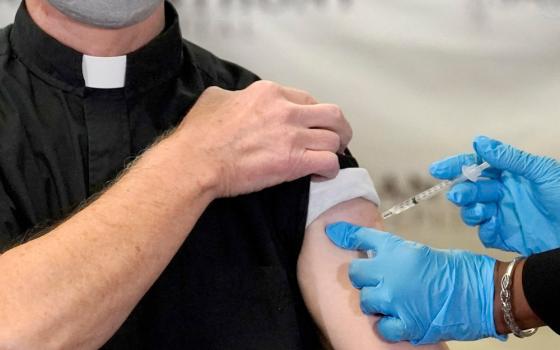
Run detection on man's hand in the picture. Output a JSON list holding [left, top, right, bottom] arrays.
[[325, 222, 502, 345], [430, 136, 560, 255], [174, 81, 352, 197]]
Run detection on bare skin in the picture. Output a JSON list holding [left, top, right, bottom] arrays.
[[0, 2, 353, 348], [0, 81, 351, 349], [299, 199, 446, 350], [493, 259, 545, 335]]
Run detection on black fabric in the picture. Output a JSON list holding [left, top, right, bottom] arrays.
[[0, 2, 358, 349], [522, 248, 560, 335], [338, 150, 359, 169]]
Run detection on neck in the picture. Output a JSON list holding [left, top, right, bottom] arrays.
[[25, 0, 166, 57]]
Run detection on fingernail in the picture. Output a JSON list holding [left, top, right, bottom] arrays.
[[447, 188, 461, 204], [429, 162, 441, 176], [474, 204, 484, 217]]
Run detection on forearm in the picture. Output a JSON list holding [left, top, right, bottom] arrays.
[[0, 134, 217, 349], [0, 80, 353, 349]]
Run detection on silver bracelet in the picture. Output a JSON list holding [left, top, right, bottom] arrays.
[[500, 257, 538, 338]]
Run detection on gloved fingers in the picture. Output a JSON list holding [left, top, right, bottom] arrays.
[[447, 180, 503, 206], [430, 153, 477, 180], [326, 222, 391, 252], [478, 216, 502, 249], [461, 203, 498, 226], [360, 287, 393, 316], [349, 259, 382, 288], [473, 135, 557, 182], [481, 166, 502, 180], [377, 317, 413, 343]]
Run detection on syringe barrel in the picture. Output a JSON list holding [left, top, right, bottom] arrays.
[[414, 180, 453, 202]]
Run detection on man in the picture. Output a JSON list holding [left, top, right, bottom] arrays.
[[0, 1, 445, 349]]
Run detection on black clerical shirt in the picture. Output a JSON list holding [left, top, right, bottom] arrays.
[[7, 0, 559, 346], [0, 2, 332, 349]]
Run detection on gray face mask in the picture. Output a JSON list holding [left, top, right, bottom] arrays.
[[47, 0, 164, 29]]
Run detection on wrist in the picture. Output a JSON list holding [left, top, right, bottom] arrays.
[[136, 134, 221, 202], [493, 260, 509, 335], [493, 258, 545, 336]]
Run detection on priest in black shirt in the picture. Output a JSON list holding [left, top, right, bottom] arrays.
[[0, 0, 356, 349], [0, 1, 443, 350]]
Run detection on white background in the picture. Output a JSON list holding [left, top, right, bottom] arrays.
[[1, 1, 559, 348]]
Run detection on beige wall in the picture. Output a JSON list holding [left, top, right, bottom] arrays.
[[1, 1, 559, 348]]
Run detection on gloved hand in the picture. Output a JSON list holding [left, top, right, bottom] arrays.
[[430, 136, 560, 256], [326, 222, 503, 345]]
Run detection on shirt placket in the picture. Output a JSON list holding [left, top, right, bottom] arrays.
[[83, 89, 131, 195]]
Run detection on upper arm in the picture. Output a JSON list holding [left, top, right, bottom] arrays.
[[297, 198, 447, 350]]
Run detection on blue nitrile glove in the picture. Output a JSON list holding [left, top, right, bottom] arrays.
[[326, 222, 504, 345], [430, 136, 560, 256]]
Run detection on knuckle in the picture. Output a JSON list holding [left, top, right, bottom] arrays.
[[326, 158, 341, 178], [286, 128, 299, 143], [348, 261, 361, 281], [251, 80, 266, 88], [276, 101, 298, 123], [325, 104, 343, 119], [327, 152, 340, 167], [359, 292, 371, 313], [254, 80, 279, 93], [278, 127, 298, 149], [379, 289, 394, 305], [350, 269, 367, 289], [202, 85, 222, 96], [308, 95, 319, 104], [346, 124, 354, 141], [300, 90, 317, 104], [329, 133, 342, 151]]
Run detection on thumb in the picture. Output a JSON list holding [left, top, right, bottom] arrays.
[[473, 136, 551, 182], [377, 317, 411, 343], [325, 222, 388, 252]]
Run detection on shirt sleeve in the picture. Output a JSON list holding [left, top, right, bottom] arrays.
[[306, 151, 380, 227], [0, 181, 22, 251], [522, 248, 560, 334]]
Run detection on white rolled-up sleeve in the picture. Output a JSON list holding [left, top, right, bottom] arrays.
[[306, 168, 380, 227]]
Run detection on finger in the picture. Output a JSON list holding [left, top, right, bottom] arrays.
[[429, 153, 477, 180], [446, 180, 503, 206], [478, 216, 501, 248], [461, 203, 498, 226], [360, 287, 394, 316], [325, 222, 391, 252], [297, 104, 352, 152], [280, 86, 318, 105], [300, 150, 340, 179], [473, 135, 558, 182], [377, 317, 412, 343], [299, 129, 341, 153], [348, 259, 383, 289], [481, 167, 502, 179]]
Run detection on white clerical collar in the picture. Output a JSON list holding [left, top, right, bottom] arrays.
[[82, 55, 127, 89]]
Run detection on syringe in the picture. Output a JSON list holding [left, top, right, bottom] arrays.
[[382, 162, 491, 220]]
